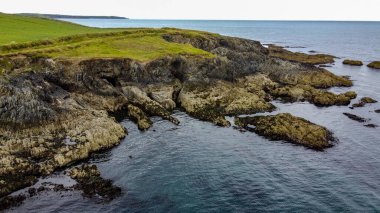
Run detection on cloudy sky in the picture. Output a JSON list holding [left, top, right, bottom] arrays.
[[1, 0, 379, 21]]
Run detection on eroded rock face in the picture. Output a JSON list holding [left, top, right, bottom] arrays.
[[0, 31, 355, 198], [235, 113, 335, 150]]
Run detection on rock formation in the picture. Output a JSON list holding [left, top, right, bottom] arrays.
[[69, 164, 121, 202], [235, 113, 335, 150], [367, 61, 380, 69], [343, 59, 363, 66], [0, 31, 355, 198], [351, 97, 377, 108], [268, 44, 335, 65]]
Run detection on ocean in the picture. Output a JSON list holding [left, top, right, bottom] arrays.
[[10, 20, 380, 212]]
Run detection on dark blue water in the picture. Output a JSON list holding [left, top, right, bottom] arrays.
[[9, 20, 380, 212]]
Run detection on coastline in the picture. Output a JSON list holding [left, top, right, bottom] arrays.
[[1, 16, 380, 211]]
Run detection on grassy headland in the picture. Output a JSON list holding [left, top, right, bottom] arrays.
[[0, 13, 214, 61], [0, 13, 122, 45]]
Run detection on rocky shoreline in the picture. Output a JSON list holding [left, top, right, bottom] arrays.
[[0, 32, 362, 207]]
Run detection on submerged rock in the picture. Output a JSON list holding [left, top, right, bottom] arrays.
[[69, 164, 121, 202], [0, 194, 26, 211], [364, 124, 378, 128], [375, 109, 380, 113], [367, 61, 380, 69], [343, 59, 363, 66], [235, 113, 334, 150], [343, 113, 367, 123], [351, 97, 377, 108]]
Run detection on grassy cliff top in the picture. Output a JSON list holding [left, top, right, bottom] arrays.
[[0, 13, 123, 45], [0, 13, 216, 61]]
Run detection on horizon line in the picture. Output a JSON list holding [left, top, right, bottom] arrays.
[[6, 12, 380, 22]]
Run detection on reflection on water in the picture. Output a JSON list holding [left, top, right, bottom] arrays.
[[8, 20, 380, 212]]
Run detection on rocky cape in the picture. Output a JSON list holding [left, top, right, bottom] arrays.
[[0, 32, 356, 200]]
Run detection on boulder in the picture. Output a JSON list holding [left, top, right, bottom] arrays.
[[343, 59, 363, 66], [367, 61, 380, 69]]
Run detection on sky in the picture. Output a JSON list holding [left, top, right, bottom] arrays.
[[0, 0, 380, 21]]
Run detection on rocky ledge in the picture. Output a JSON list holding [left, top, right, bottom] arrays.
[[235, 113, 335, 150], [0, 31, 355, 199]]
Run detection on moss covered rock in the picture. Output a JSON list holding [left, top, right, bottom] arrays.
[[127, 104, 152, 131], [343, 59, 363, 66], [268, 44, 335, 65], [351, 97, 377, 108], [178, 80, 275, 126], [235, 113, 334, 150], [269, 85, 357, 107], [367, 61, 380, 69]]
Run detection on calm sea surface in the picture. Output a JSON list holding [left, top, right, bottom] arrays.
[[10, 20, 380, 212]]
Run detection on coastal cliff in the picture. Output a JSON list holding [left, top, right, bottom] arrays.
[[0, 28, 356, 201]]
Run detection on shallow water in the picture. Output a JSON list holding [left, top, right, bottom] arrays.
[[9, 20, 380, 212]]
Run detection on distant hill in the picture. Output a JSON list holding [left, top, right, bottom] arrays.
[[18, 13, 128, 19]]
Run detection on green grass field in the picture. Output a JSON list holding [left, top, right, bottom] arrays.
[[0, 13, 216, 61], [0, 13, 122, 45]]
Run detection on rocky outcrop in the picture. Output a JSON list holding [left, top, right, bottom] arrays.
[[0, 31, 355, 198], [127, 104, 152, 130], [269, 85, 356, 107], [268, 44, 335, 65], [343, 59, 363, 66], [235, 113, 335, 150], [351, 97, 377, 108], [367, 61, 380, 69], [178, 79, 275, 126]]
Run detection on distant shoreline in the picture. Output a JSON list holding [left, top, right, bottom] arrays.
[[17, 13, 128, 19]]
